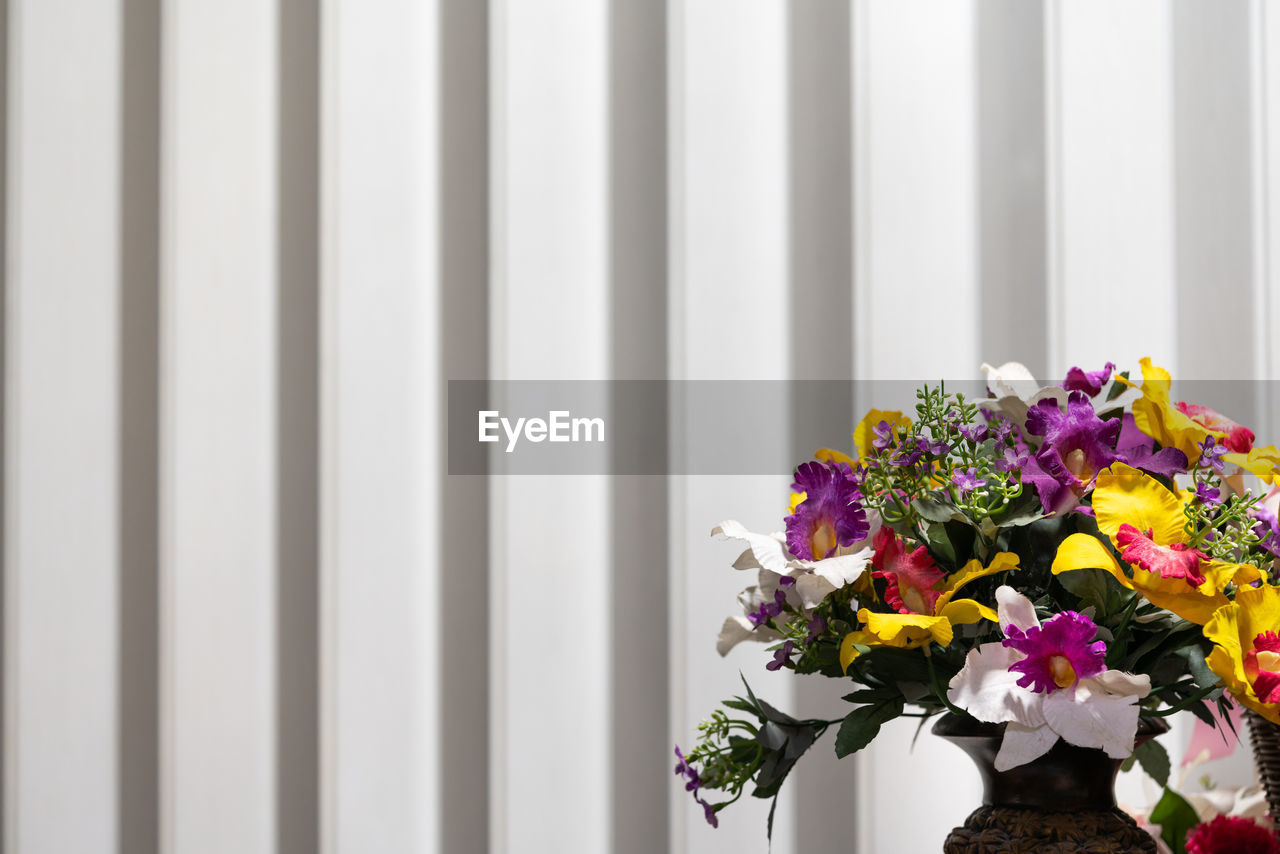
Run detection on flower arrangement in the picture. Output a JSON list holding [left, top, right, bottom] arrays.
[[676, 359, 1280, 837]]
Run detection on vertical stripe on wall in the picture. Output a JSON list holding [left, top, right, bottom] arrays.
[[853, 2, 982, 850], [5, 2, 123, 850], [670, 1, 794, 851], [787, 2, 858, 851], [438, 0, 491, 852], [1255, 0, 1280, 433], [607, 1, 669, 853], [1173, 0, 1256, 388], [1045, 0, 1176, 376], [491, 3, 611, 854], [320, 1, 443, 852], [160, 1, 279, 850], [276, 0, 320, 851], [977, 0, 1048, 379], [120, 0, 162, 850]]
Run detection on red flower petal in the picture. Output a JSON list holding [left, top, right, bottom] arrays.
[[1114, 524, 1207, 588], [871, 528, 944, 616]]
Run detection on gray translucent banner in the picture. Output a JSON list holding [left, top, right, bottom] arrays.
[[448, 379, 1274, 475]]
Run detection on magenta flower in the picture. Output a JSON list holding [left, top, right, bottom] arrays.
[[1002, 610, 1107, 694], [1023, 391, 1186, 514], [784, 461, 868, 560], [1062, 362, 1116, 397], [1023, 392, 1123, 513]]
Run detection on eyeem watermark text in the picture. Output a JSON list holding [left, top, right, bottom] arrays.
[[478, 410, 606, 452]]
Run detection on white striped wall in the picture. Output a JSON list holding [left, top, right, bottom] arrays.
[[0, 2, 1274, 853]]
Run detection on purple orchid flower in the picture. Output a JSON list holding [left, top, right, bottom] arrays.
[[806, 616, 827, 643], [1023, 392, 1187, 514], [1002, 610, 1107, 694], [785, 461, 868, 560], [1061, 362, 1116, 397]]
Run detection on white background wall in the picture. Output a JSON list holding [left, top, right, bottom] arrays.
[[0, 1, 1273, 853]]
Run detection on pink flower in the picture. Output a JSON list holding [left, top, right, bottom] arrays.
[[1114, 524, 1207, 588], [871, 528, 945, 616], [1186, 815, 1280, 854]]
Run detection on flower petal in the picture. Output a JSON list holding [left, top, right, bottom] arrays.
[[855, 609, 953, 649], [712, 520, 791, 574], [1090, 463, 1186, 545], [994, 721, 1060, 771], [938, 597, 997, 626], [996, 585, 1040, 633], [807, 548, 872, 588], [793, 573, 837, 610], [717, 615, 781, 656], [1042, 680, 1142, 759], [948, 641, 1047, 727], [937, 552, 1021, 611]]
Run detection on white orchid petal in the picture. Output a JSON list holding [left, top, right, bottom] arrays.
[[794, 574, 837, 610], [731, 548, 762, 571], [1042, 684, 1141, 759], [948, 642, 1046, 727], [736, 585, 765, 612], [1087, 670, 1152, 699], [711, 521, 791, 574], [716, 616, 781, 657], [807, 548, 872, 588], [994, 721, 1059, 771], [996, 586, 1040, 633], [981, 361, 1040, 401]]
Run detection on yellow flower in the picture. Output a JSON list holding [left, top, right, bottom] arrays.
[[1051, 463, 1253, 624], [1121, 358, 1210, 461], [839, 552, 1018, 672], [852, 409, 910, 460], [1122, 358, 1276, 479], [1204, 584, 1280, 725]]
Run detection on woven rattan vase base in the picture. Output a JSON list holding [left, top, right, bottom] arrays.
[[1246, 710, 1280, 834]]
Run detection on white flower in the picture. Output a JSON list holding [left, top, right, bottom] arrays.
[[710, 514, 878, 655], [947, 586, 1152, 770]]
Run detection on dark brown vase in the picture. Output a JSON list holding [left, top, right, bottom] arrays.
[[933, 714, 1169, 854]]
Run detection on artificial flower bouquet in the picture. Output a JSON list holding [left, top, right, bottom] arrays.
[[675, 359, 1280, 836]]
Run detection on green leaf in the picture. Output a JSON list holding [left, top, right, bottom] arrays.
[[834, 697, 904, 758], [923, 522, 957, 565], [1129, 738, 1171, 787], [1174, 645, 1217, 689], [1057, 567, 1124, 616], [912, 497, 961, 524], [1149, 786, 1199, 854], [841, 687, 896, 704]]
